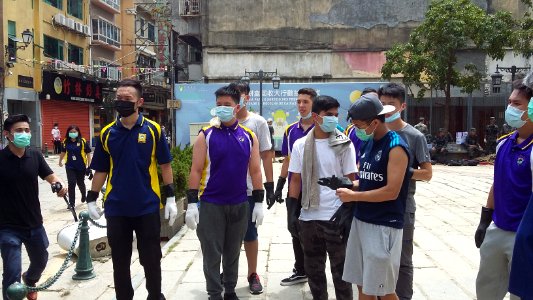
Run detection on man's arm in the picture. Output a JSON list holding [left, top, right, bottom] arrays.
[[485, 184, 495, 209], [280, 156, 290, 178], [288, 172, 301, 198], [337, 147, 408, 202], [160, 163, 173, 185], [90, 172, 108, 192], [189, 132, 207, 189], [260, 150, 273, 182], [44, 173, 67, 197], [412, 162, 432, 181]]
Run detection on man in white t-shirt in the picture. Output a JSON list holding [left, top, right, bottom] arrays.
[[288, 95, 356, 300], [231, 81, 274, 295]]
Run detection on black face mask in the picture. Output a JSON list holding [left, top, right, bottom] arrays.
[[114, 100, 136, 117]]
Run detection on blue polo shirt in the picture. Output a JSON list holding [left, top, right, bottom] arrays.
[[492, 131, 533, 232], [345, 124, 363, 162], [90, 114, 172, 217], [62, 137, 91, 171], [199, 120, 254, 205], [354, 131, 411, 229]]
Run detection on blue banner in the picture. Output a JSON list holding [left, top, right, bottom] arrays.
[[174, 82, 384, 149]]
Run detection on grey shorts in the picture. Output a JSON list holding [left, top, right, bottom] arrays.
[[342, 217, 403, 296]]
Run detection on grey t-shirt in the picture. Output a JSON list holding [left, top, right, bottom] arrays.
[[396, 123, 431, 213], [240, 112, 272, 195]]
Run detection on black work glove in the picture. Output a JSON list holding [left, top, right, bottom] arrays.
[[318, 175, 353, 190], [286, 197, 300, 237], [86, 168, 93, 180], [330, 203, 355, 244], [274, 177, 286, 204], [475, 206, 494, 248], [264, 182, 275, 209]]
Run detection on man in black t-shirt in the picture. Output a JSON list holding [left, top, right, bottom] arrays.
[[0, 114, 67, 300]]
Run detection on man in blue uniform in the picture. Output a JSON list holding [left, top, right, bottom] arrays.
[[185, 85, 264, 300], [86, 79, 177, 300], [336, 94, 411, 300], [274, 88, 316, 286]]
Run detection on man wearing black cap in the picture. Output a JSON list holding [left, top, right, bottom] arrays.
[[463, 127, 483, 158], [485, 117, 499, 154], [337, 94, 411, 300], [431, 128, 449, 162]]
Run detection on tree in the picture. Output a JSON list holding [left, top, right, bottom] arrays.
[[381, 0, 521, 131]]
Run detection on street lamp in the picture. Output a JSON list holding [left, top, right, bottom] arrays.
[[241, 69, 281, 116], [491, 64, 530, 93], [21, 29, 33, 47]]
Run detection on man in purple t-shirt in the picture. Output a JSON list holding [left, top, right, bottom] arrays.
[[273, 88, 316, 286], [475, 79, 533, 300]]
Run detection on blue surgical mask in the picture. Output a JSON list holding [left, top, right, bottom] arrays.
[[211, 106, 235, 122], [385, 112, 401, 123], [69, 132, 78, 139], [319, 116, 338, 133], [300, 112, 312, 119], [355, 123, 375, 141], [505, 104, 526, 129], [12, 132, 31, 148]]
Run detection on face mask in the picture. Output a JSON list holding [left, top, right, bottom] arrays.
[[385, 112, 401, 123], [527, 98, 533, 122], [211, 106, 235, 122], [115, 100, 136, 117], [12, 132, 31, 148], [505, 104, 527, 129], [355, 122, 375, 141], [319, 116, 338, 133], [69, 132, 78, 139], [300, 112, 312, 119]]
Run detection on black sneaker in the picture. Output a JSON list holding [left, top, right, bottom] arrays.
[[223, 292, 239, 300], [248, 273, 263, 294], [280, 270, 307, 286]]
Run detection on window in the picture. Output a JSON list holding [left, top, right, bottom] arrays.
[[101, 0, 119, 11], [67, 0, 83, 19], [92, 18, 121, 48], [7, 21, 16, 62], [137, 54, 156, 83], [147, 23, 155, 42], [43, 35, 64, 60], [44, 0, 62, 9], [93, 60, 122, 80], [137, 18, 145, 37], [68, 44, 83, 65]]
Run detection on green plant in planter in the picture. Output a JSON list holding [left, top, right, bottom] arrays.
[[157, 145, 193, 199]]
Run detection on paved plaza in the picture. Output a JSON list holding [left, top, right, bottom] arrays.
[[1, 155, 510, 299]]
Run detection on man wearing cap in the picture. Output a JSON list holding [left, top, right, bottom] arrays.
[[414, 117, 428, 135], [336, 93, 411, 300], [379, 83, 432, 300], [463, 127, 483, 159], [485, 117, 499, 154]]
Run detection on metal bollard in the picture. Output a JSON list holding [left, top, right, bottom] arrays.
[[6, 282, 28, 300], [72, 211, 96, 280], [44, 143, 49, 158]]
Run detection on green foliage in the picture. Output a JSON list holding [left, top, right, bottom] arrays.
[[381, 0, 530, 129], [170, 146, 193, 198]]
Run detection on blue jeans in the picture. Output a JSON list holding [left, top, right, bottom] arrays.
[[0, 226, 49, 300]]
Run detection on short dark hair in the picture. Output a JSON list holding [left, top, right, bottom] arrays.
[[215, 85, 241, 104], [65, 125, 82, 140], [117, 79, 143, 98], [298, 88, 317, 100], [53, 123, 58, 127], [233, 81, 250, 95], [512, 79, 533, 100], [3, 114, 30, 132], [378, 83, 406, 103], [312, 95, 340, 114], [361, 87, 377, 95]]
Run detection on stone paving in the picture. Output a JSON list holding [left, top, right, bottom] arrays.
[[1, 155, 514, 299]]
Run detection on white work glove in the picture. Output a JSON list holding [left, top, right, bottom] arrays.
[[164, 198, 178, 226], [252, 202, 264, 228], [87, 201, 103, 220], [185, 203, 199, 230]]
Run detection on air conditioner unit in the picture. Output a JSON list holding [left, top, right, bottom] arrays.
[[74, 22, 83, 33], [66, 18, 75, 30], [53, 13, 67, 26], [82, 25, 91, 37]]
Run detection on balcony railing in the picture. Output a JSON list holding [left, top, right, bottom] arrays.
[[91, 0, 120, 14], [92, 18, 121, 50], [180, 0, 200, 16]]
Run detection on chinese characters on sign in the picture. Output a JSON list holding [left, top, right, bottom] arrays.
[[39, 71, 104, 104]]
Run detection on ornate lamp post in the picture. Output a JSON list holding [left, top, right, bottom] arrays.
[[240, 69, 281, 116]]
